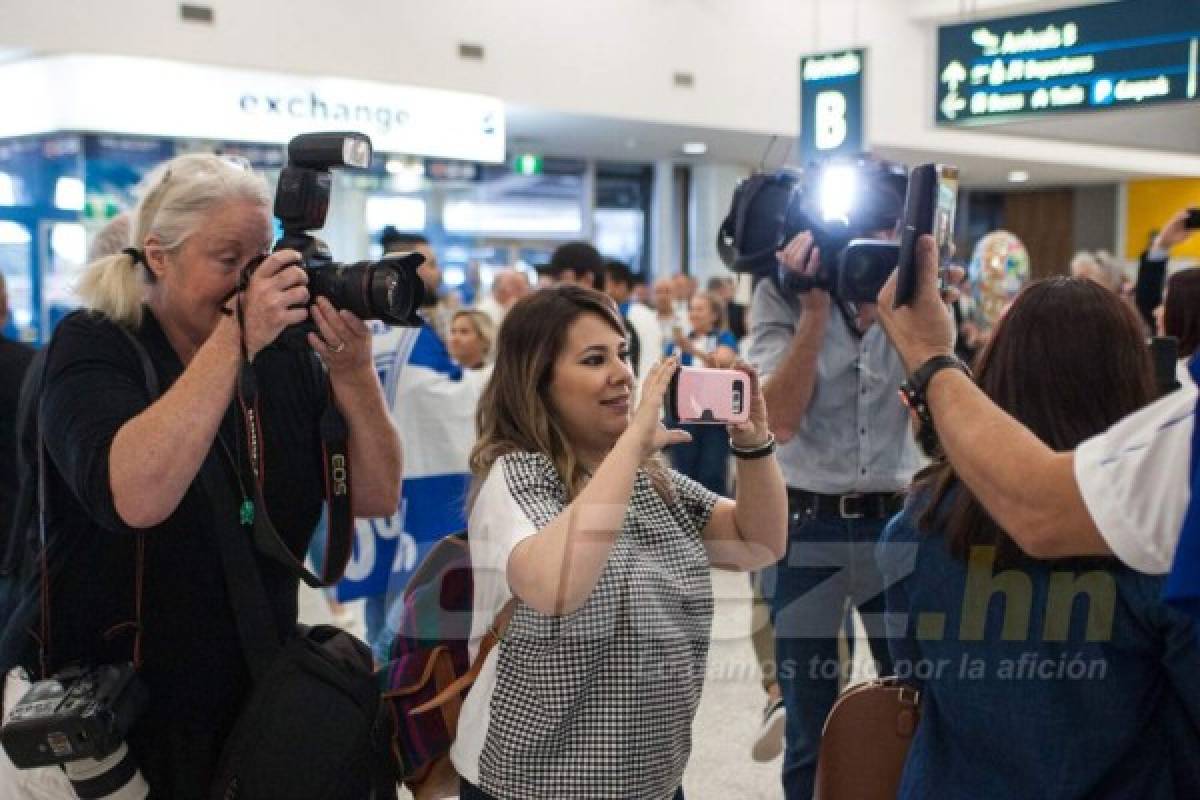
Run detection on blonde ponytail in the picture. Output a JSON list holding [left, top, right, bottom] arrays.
[[76, 251, 148, 328]]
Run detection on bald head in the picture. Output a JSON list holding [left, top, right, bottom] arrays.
[[493, 269, 532, 308]]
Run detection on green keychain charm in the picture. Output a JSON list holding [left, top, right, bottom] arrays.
[[239, 499, 255, 526]]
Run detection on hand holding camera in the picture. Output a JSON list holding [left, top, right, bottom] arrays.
[[307, 297, 373, 378], [238, 250, 311, 359], [777, 232, 830, 316]]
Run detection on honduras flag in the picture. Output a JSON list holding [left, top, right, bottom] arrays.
[[334, 320, 488, 603]]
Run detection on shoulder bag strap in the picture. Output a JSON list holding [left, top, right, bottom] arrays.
[[406, 597, 517, 715], [35, 316, 155, 678], [197, 449, 283, 683]]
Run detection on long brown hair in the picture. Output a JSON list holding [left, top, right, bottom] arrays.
[[1165, 267, 1200, 358], [470, 285, 669, 505], [917, 277, 1155, 565]]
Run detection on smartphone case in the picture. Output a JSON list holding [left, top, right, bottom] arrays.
[[667, 366, 751, 425]]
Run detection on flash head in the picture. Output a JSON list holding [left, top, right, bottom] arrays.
[[286, 132, 373, 170]]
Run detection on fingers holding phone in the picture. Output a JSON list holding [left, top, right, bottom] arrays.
[[1154, 209, 1200, 252], [725, 360, 770, 447]]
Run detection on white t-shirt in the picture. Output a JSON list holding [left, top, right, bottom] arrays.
[[1074, 377, 1196, 574]]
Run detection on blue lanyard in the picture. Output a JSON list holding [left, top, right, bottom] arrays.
[[1164, 355, 1200, 621]]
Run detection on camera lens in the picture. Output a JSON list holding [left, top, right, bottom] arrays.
[[307, 256, 425, 326]]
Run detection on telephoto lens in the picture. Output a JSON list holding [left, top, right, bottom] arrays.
[[62, 742, 149, 800], [306, 251, 426, 326]]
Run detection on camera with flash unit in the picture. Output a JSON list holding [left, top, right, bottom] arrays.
[[246, 132, 425, 331], [716, 156, 908, 303]]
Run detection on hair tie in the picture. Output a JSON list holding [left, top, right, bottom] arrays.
[[122, 247, 146, 266]]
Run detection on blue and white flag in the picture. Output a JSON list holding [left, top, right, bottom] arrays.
[[335, 320, 489, 603]]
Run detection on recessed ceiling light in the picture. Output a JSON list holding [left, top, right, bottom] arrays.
[[682, 142, 708, 155], [1008, 170, 1030, 183]]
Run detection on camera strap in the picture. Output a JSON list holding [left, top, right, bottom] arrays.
[[227, 273, 355, 590], [34, 316, 154, 678], [231, 359, 355, 590], [832, 294, 865, 340]]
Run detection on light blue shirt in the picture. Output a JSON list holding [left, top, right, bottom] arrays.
[[748, 275, 922, 493]]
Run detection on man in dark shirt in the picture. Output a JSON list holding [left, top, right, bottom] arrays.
[[0, 273, 34, 576], [1136, 209, 1194, 330]]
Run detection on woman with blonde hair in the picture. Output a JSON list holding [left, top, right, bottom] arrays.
[[451, 285, 787, 799], [0, 153, 401, 796], [448, 308, 496, 369]]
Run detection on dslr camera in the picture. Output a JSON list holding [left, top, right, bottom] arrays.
[[716, 156, 909, 303], [1, 664, 149, 798], [248, 132, 425, 334]]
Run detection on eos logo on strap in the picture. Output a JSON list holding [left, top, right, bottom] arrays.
[[331, 454, 349, 497]]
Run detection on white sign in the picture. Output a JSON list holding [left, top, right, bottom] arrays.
[[0, 54, 506, 163]]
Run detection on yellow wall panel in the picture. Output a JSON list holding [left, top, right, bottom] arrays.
[[1125, 179, 1200, 260]]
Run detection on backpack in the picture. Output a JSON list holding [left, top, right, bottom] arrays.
[[378, 532, 513, 788]]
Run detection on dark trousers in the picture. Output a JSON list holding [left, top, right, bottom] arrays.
[[762, 500, 897, 800], [669, 423, 729, 496], [460, 778, 685, 799]]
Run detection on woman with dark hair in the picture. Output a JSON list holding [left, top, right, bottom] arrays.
[[1155, 267, 1200, 384], [878, 277, 1200, 799], [451, 286, 786, 799]]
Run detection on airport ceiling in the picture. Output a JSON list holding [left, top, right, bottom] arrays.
[[507, 103, 1200, 190]]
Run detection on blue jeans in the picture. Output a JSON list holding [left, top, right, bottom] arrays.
[[762, 502, 897, 800], [669, 423, 729, 496]]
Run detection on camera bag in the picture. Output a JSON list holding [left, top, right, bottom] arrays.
[[715, 169, 807, 275], [200, 368, 395, 800]]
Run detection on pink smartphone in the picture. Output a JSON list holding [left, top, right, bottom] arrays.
[[667, 366, 752, 425]]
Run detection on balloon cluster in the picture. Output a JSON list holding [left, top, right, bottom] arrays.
[[968, 230, 1031, 329]]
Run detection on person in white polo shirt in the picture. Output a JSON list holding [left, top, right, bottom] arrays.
[[875, 234, 1194, 578]]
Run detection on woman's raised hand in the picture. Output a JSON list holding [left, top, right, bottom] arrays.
[[624, 355, 692, 460]]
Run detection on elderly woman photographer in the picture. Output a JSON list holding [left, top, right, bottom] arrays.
[[451, 286, 786, 799], [0, 154, 400, 796]]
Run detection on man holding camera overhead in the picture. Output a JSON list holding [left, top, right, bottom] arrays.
[[747, 157, 916, 800]]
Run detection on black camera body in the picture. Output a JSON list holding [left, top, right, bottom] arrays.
[[266, 132, 425, 331], [1, 663, 147, 769], [717, 157, 908, 303]]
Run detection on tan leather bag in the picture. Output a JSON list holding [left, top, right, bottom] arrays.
[[814, 677, 921, 800]]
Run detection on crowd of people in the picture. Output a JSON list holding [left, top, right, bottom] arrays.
[[0, 149, 1197, 800]]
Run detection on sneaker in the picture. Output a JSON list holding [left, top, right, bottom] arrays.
[[751, 696, 786, 762]]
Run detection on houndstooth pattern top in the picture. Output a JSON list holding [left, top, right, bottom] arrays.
[[451, 451, 720, 800]]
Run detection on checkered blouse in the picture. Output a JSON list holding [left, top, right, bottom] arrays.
[[451, 451, 720, 799]]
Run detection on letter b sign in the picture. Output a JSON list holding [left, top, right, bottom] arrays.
[[814, 91, 848, 152]]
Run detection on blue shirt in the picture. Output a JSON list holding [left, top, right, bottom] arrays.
[[878, 491, 1200, 799], [664, 330, 737, 367], [748, 276, 921, 493]]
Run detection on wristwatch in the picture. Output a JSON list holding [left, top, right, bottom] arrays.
[[898, 354, 972, 457]]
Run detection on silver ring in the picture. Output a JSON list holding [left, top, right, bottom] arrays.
[[331, 341, 346, 354]]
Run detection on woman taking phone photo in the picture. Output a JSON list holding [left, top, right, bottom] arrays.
[[451, 286, 786, 800]]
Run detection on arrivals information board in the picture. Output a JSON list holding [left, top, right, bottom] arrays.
[[936, 0, 1200, 125], [800, 49, 866, 165]]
